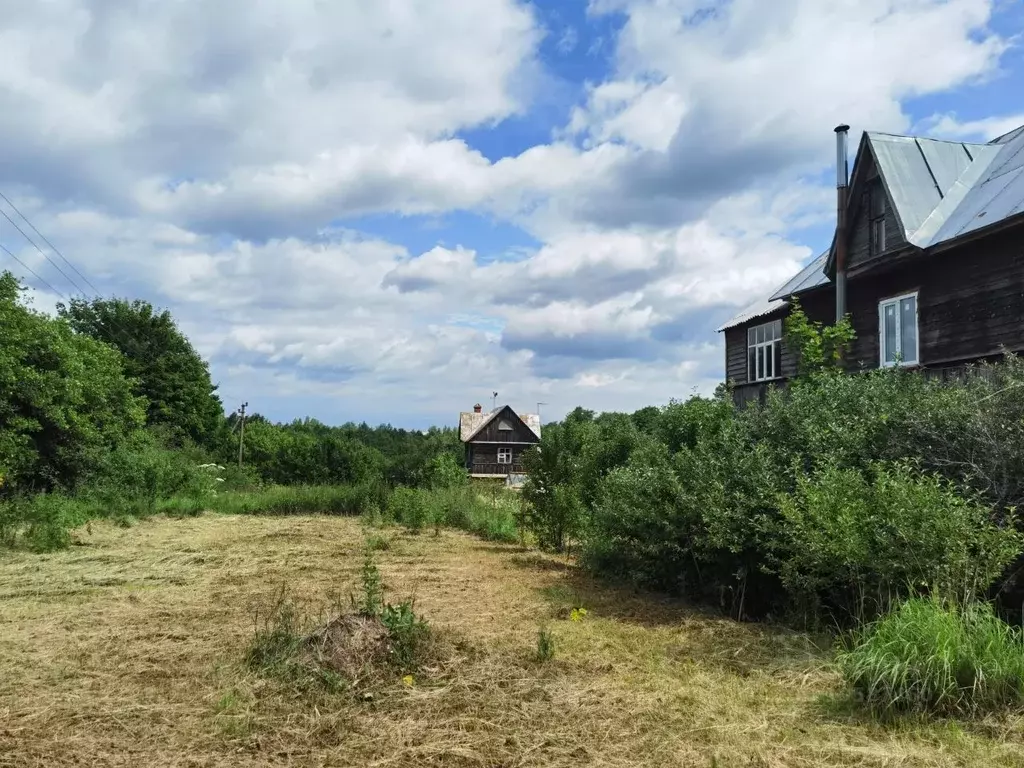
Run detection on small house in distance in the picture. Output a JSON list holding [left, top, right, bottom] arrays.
[[458, 404, 541, 478]]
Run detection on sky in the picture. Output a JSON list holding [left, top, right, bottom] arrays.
[[1, 0, 1022, 429]]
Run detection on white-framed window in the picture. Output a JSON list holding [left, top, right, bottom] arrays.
[[497, 447, 513, 464], [747, 319, 782, 382], [879, 292, 919, 367], [497, 419, 513, 431]]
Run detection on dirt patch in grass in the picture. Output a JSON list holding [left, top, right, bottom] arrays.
[[1, 514, 1023, 767]]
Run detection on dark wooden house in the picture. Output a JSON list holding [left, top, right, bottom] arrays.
[[719, 122, 1024, 405], [459, 404, 541, 478]]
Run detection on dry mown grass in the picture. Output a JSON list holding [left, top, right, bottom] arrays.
[[1, 514, 1023, 767]]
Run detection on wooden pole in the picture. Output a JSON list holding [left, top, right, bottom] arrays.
[[237, 402, 248, 469]]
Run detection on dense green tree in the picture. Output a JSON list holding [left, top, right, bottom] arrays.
[[57, 297, 224, 446], [0, 273, 146, 492]]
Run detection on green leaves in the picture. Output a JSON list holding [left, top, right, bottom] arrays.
[[0, 272, 145, 493], [784, 298, 855, 376], [57, 296, 224, 447], [777, 462, 1022, 620]]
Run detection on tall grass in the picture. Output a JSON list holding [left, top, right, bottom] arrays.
[[2, 476, 520, 553], [838, 597, 1024, 717], [383, 486, 520, 543], [208, 483, 383, 516]]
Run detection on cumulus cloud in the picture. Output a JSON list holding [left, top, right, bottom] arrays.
[[558, 0, 1008, 229], [0, 0, 1018, 425], [919, 111, 1024, 141]]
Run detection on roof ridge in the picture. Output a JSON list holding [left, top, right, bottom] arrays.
[[868, 130, 990, 148]]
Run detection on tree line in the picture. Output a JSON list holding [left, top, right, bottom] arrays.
[[0, 271, 460, 546]]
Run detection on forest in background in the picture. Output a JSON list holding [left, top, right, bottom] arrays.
[[0, 271, 464, 549]]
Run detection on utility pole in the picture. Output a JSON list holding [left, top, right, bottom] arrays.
[[537, 402, 547, 423], [237, 402, 248, 469], [492, 391, 498, 411]]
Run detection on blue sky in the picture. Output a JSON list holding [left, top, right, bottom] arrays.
[[0, 0, 1022, 428]]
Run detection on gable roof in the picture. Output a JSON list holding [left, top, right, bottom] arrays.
[[719, 120, 1024, 335], [864, 132, 1009, 247], [716, 251, 830, 332], [458, 405, 541, 442]]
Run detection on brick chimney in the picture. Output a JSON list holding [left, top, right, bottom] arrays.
[[473, 403, 482, 413]]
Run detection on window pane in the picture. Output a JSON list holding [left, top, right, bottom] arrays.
[[870, 183, 885, 217], [765, 342, 774, 378], [748, 346, 756, 381], [883, 303, 897, 362], [901, 296, 917, 362], [756, 325, 765, 344], [774, 342, 782, 379], [772, 320, 782, 340], [756, 346, 764, 380], [748, 328, 755, 346]]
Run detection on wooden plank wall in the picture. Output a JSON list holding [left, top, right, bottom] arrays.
[[845, 230, 1024, 368]]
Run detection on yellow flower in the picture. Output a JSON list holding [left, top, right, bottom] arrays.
[[569, 607, 588, 622], [402, 675, 415, 687]]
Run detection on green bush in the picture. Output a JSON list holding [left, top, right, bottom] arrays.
[[584, 442, 693, 591], [85, 434, 218, 518], [0, 494, 95, 552], [388, 487, 429, 532], [839, 597, 1024, 717], [777, 462, 1022, 622]]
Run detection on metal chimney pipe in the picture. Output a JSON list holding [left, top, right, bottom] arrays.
[[834, 124, 850, 323]]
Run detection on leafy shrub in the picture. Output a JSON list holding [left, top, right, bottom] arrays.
[[521, 414, 595, 552], [427, 452, 468, 489], [380, 601, 430, 672], [388, 487, 428, 532], [777, 462, 1022, 622], [86, 434, 216, 518], [358, 548, 384, 617], [584, 442, 692, 591], [0, 494, 95, 552], [838, 597, 1024, 717]]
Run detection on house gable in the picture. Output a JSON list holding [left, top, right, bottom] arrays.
[[463, 405, 540, 444], [835, 135, 908, 274]]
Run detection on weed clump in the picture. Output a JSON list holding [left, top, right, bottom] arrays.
[[838, 597, 1024, 717], [245, 545, 433, 693], [535, 626, 555, 663]]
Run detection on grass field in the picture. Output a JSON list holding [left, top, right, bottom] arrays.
[[1, 515, 1023, 767]]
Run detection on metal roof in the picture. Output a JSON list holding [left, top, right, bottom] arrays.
[[715, 295, 787, 333], [718, 120, 1024, 335], [923, 127, 1024, 246], [866, 133, 989, 242], [717, 251, 830, 332], [768, 251, 830, 301], [865, 130, 1024, 248]]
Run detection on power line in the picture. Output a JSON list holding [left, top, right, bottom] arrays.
[[0, 191, 103, 296], [0, 192, 142, 355], [0, 242, 68, 301], [0, 207, 89, 298]]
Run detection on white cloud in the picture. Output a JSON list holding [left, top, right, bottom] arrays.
[[919, 111, 1024, 141], [0, 0, 1019, 425]]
